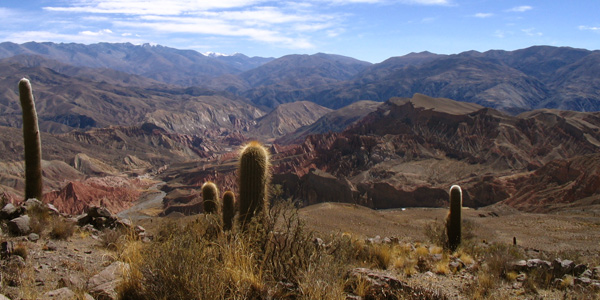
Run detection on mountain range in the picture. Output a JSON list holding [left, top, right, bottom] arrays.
[[1, 42, 599, 115], [1, 41, 600, 214]]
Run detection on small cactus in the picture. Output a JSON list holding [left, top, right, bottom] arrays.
[[222, 191, 236, 231], [18, 79, 43, 200], [238, 141, 270, 229], [201, 181, 219, 214], [446, 185, 462, 251]]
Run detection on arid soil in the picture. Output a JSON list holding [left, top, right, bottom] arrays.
[[1, 203, 598, 299], [301, 202, 600, 263]]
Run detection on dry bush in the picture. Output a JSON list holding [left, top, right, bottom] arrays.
[[424, 218, 476, 251], [27, 205, 50, 235], [100, 228, 127, 251], [13, 243, 28, 260], [49, 217, 75, 240], [119, 200, 348, 300]]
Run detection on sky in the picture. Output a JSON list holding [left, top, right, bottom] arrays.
[[0, 0, 598, 63]]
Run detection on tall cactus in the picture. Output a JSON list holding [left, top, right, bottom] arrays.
[[18, 79, 43, 200], [446, 185, 462, 251], [238, 141, 270, 229], [202, 181, 219, 214], [222, 191, 236, 231]]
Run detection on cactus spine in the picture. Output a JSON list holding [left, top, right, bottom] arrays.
[[202, 181, 219, 214], [238, 141, 270, 229], [222, 191, 236, 231], [18, 79, 43, 200], [446, 185, 462, 251]]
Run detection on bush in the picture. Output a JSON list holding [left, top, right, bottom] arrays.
[[49, 217, 75, 240], [119, 200, 347, 299]]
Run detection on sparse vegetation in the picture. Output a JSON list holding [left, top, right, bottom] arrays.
[[49, 217, 76, 240]]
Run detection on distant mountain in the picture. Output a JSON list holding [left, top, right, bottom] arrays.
[[239, 53, 372, 108], [0, 57, 264, 134], [2, 42, 600, 114], [212, 53, 275, 72], [276, 100, 381, 145], [0, 42, 272, 86], [224, 45, 600, 113], [252, 101, 332, 139]]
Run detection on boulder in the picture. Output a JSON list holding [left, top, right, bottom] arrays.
[[0, 203, 23, 220], [88, 261, 129, 300], [23, 198, 43, 209], [0, 241, 15, 258], [8, 215, 31, 236], [87, 206, 113, 219], [553, 259, 575, 277]]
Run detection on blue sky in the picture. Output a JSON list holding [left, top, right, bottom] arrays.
[[0, 0, 598, 63]]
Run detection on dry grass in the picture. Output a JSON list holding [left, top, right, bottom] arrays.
[[49, 217, 76, 240], [118, 200, 351, 299]]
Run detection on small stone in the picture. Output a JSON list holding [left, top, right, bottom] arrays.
[[44, 241, 58, 251], [516, 273, 527, 282], [58, 274, 85, 289], [581, 269, 593, 278], [28, 233, 40, 242], [574, 264, 587, 276], [134, 225, 145, 233], [424, 271, 435, 277], [575, 277, 592, 286], [46, 203, 61, 215], [0, 294, 11, 300], [592, 267, 600, 280], [512, 282, 523, 289], [43, 287, 76, 299], [431, 254, 443, 262]]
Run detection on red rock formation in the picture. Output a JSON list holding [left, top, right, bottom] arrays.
[[43, 176, 143, 215]]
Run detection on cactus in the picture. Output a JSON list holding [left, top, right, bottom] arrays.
[[18, 79, 43, 200], [238, 141, 270, 229], [446, 185, 462, 251], [202, 181, 219, 214], [222, 191, 236, 231]]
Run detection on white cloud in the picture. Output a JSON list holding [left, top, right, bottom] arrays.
[[43, 0, 268, 15], [507, 5, 532, 12], [522, 28, 542, 36], [421, 17, 437, 23], [494, 30, 505, 38], [79, 29, 114, 36], [579, 25, 600, 32], [3, 30, 144, 44], [474, 13, 493, 18]]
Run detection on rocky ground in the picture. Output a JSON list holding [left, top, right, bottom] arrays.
[[0, 198, 599, 299]]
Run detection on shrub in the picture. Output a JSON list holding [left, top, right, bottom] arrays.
[[49, 217, 76, 240], [119, 199, 347, 299]]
